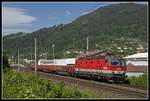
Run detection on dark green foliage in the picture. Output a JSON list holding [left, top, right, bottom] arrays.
[[3, 55, 9, 68], [3, 52, 10, 72], [3, 3, 148, 59]]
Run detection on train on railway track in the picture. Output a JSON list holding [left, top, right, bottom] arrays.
[[30, 50, 127, 83]]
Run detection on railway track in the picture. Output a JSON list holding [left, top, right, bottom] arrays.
[[12, 66, 148, 99]]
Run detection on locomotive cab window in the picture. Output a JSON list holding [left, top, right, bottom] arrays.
[[110, 57, 126, 66], [111, 61, 119, 65], [110, 58, 120, 66]]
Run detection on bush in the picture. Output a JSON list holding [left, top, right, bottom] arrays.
[[3, 54, 10, 72], [2, 69, 99, 99], [127, 74, 148, 89]]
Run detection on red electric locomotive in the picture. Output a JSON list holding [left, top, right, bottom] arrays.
[[74, 51, 127, 83]]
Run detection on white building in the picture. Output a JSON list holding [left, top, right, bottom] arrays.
[[124, 52, 148, 66], [124, 52, 148, 77]]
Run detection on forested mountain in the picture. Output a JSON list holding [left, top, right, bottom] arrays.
[[3, 3, 148, 60]]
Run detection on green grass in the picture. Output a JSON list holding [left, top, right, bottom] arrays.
[[2, 69, 100, 99], [127, 74, 148, 89]]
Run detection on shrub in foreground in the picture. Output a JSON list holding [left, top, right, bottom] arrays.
[[3, 69, 99, 98]]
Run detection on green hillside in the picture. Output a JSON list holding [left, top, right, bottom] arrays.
[[3, 3, 148, 60]]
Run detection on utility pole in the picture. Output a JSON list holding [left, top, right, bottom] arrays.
[[31, 52, 32, 60], [22, 55, 24, 67], [13, 55, 14, 65], [46, 48, 47, 60], [14, 54, 15, 64], [52, 44, 55, 65], [17, 49, 20, 70], [46, 52, 47, 60], [87, 37, 89, 54], [35, 38, 37, 75], [13, 55, 15, 64]]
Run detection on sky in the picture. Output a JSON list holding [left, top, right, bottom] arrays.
[[2, 2, 148, 36]]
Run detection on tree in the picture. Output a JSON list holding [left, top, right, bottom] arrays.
[[3, 52, 10, 72]]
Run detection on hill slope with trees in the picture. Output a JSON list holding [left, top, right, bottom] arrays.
[[3, 3, 148, 60]]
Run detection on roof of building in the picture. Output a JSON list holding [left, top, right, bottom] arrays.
[[124, 52, 148, 59], [78, 50, 112, 57]]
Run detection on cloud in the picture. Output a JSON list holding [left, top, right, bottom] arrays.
[[65, 10, 71, 16], [2, 7, 37, 35]]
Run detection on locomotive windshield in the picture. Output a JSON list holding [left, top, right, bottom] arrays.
[[110, 57, 126, 66], [120, 59, 126, 66]]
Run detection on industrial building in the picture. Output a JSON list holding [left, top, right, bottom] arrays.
[[124, 52, 148, 77], [124, 52, 148, 66]]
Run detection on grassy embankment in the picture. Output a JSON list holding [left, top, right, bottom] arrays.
[[2, 68, 100, 99]]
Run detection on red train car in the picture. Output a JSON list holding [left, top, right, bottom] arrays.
[[74, 51, 127, 83]]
